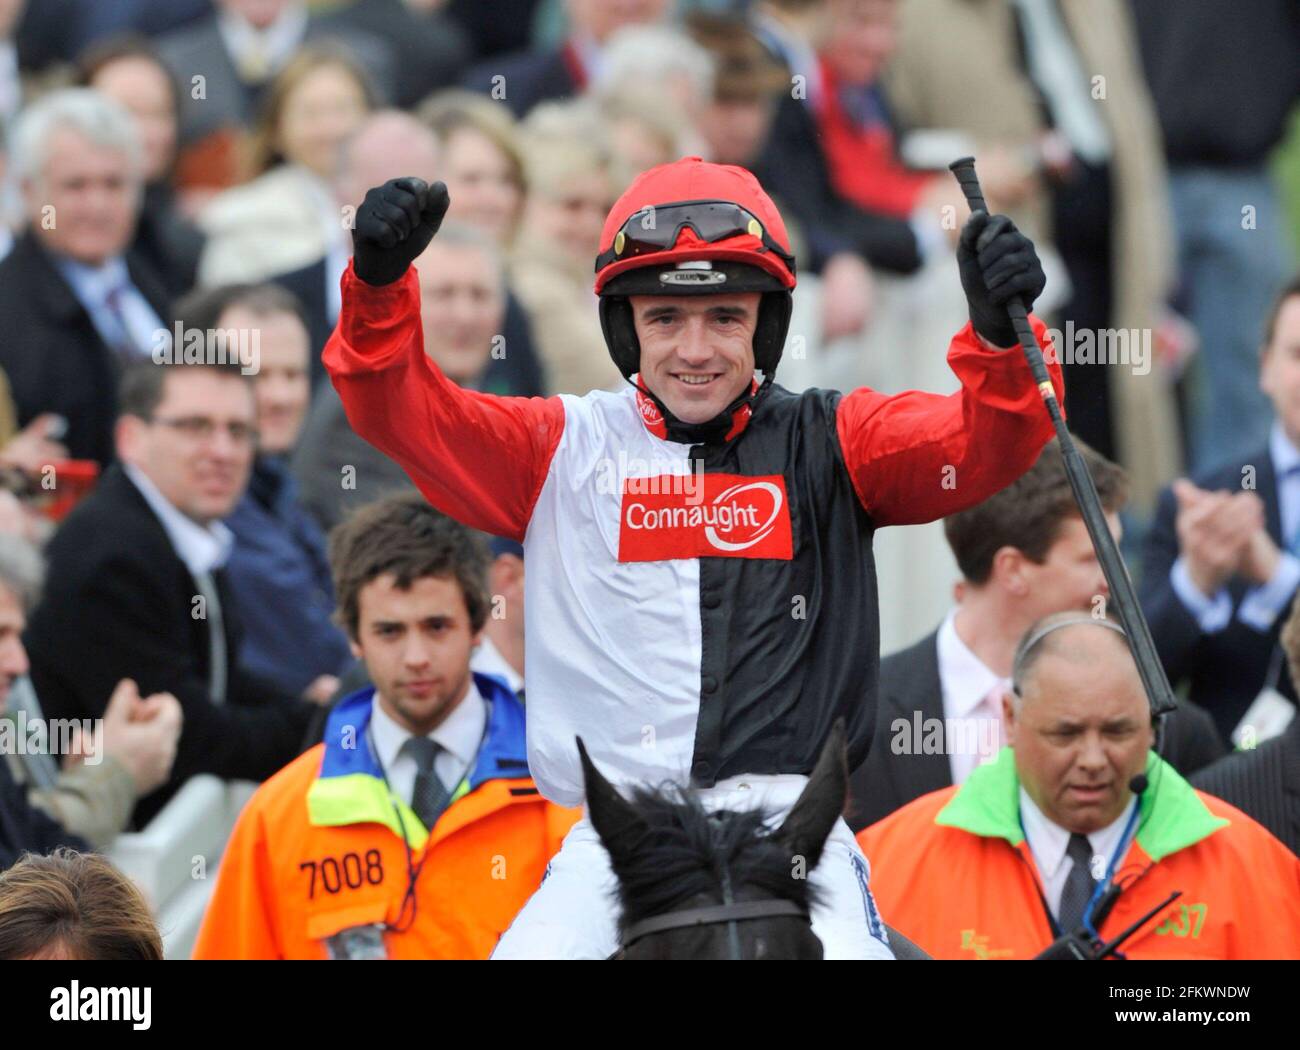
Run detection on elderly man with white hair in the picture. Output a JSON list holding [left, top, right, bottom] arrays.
[[0, 88, 168, 465]]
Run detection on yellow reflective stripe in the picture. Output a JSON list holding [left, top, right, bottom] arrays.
[[306, 772, 429, 850]]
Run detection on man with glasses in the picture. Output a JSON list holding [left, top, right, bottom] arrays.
[[25, 359, 320, 825]]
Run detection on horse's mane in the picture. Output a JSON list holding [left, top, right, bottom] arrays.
[[610, 784, 818, 933]]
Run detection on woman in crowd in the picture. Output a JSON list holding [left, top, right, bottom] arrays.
[[197, 44, 375, 285]]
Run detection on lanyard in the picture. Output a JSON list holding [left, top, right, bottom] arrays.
[[1080, 798, 1141, 937], [362, 702, 493, 933], [1017, 794, 1140, 939]]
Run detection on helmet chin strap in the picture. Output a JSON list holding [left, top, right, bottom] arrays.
[[634, 370, 774, 445]]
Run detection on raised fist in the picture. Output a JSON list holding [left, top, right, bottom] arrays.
[[957, 211, 1046, 348], [352, 177, 451, 287]]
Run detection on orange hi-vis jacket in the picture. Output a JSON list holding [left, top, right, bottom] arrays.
[[858, 749, 1300, 959], [194, 675, 579, 959]]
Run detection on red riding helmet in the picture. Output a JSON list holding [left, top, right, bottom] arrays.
[[594, 157, 797, 382]]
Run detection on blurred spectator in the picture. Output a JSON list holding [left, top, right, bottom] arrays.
[[0, 533, 182, 848], [1141, 277, 1300, 746], [171, 284, 353, 703], [157, 0, 395, 193], [510, 103, 622, 395], [476, 536, 525, 697], [77, 34, 206, 299], [463, 0, 671, 118], [197, 43, 376, 285], [0, 88, 168, 466], [418, 91, 548, 396], [688, 13, 876, 359], [884, 0, 1177, 506], [24, 360, 319, 826], [294, 225, 517, 531], [750, 0, 929, 276], [420, 91, 525, 246], [687, 13, 792, 172], [1, 549, 89, 867], [1132, 0, 1300, 471], [1192, 595, 1300, 857], [591, 23, 713, 169], [320, 0, 470, 109], [0, 848, 163, 959], [271, 108, 439, 390], [817, 0, 968, 223], [193, 494, 577, 959], [848, 439, 1224, 831], [858, 612, 1300, 959], [597, 87, 690, 194]]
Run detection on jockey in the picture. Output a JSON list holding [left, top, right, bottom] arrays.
[[323, 156, 1063, 958]]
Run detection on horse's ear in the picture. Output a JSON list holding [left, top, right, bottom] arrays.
[[577, 736, 650, 866], [773, 719, 848, 870]]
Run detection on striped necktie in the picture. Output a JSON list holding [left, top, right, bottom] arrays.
[[1057, 833, 1099, 932], [404, 737, 451, 830]]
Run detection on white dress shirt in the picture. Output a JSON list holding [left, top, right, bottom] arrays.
[[1020, 788, 1136, 918], [1171, 421, 1300, 634], [0, 41, 20, 124], [471, 636, 523, 696], [123, 463, 233, 577], [369, 679, 488, 806], [218, 3, 309, 81], [324, 238, 350, 325], [937, 609, 1011, 785]]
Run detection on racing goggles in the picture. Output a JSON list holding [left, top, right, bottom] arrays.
[[595, 199, 795, 275]]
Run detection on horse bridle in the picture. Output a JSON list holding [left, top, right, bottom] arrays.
[[620, 898, 809, 949], [619, 832, 810, 958]]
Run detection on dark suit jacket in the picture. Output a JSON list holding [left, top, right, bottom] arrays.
[[272, 257, 548, 398], [134, 182, 205, 300], [462, 45, 579, 119], [0, 232, 170, 466], [25, 466, 316, 827], [1140, 447, 1298, 743], [846, 628, 1228, 832], [753, 85, 921, 275], [0, 756, 89, 871], [1192, 718, 1300, 856], [270, 257, 334, 394]]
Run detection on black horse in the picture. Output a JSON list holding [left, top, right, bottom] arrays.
[[578, 722, 929, 960]]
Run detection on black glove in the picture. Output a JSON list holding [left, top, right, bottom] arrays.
[[957, 211, 1045, 348], [352, 177, 451, 287]]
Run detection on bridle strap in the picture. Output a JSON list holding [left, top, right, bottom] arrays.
[[621, 899, 809, 946]]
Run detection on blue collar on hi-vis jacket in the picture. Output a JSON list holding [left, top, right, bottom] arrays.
[[305, 672, 531, 847]]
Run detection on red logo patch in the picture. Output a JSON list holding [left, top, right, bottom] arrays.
[[618, 473, 793, 562]]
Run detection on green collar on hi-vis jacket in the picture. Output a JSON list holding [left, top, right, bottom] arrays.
[[935, 747, 1229, 862], [304, 673, 531, 850]]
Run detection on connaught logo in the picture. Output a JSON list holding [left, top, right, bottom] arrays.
[[618, 473, 793, 562]]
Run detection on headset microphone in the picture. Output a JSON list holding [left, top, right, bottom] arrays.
[[1128, 773, 1149, 796]]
